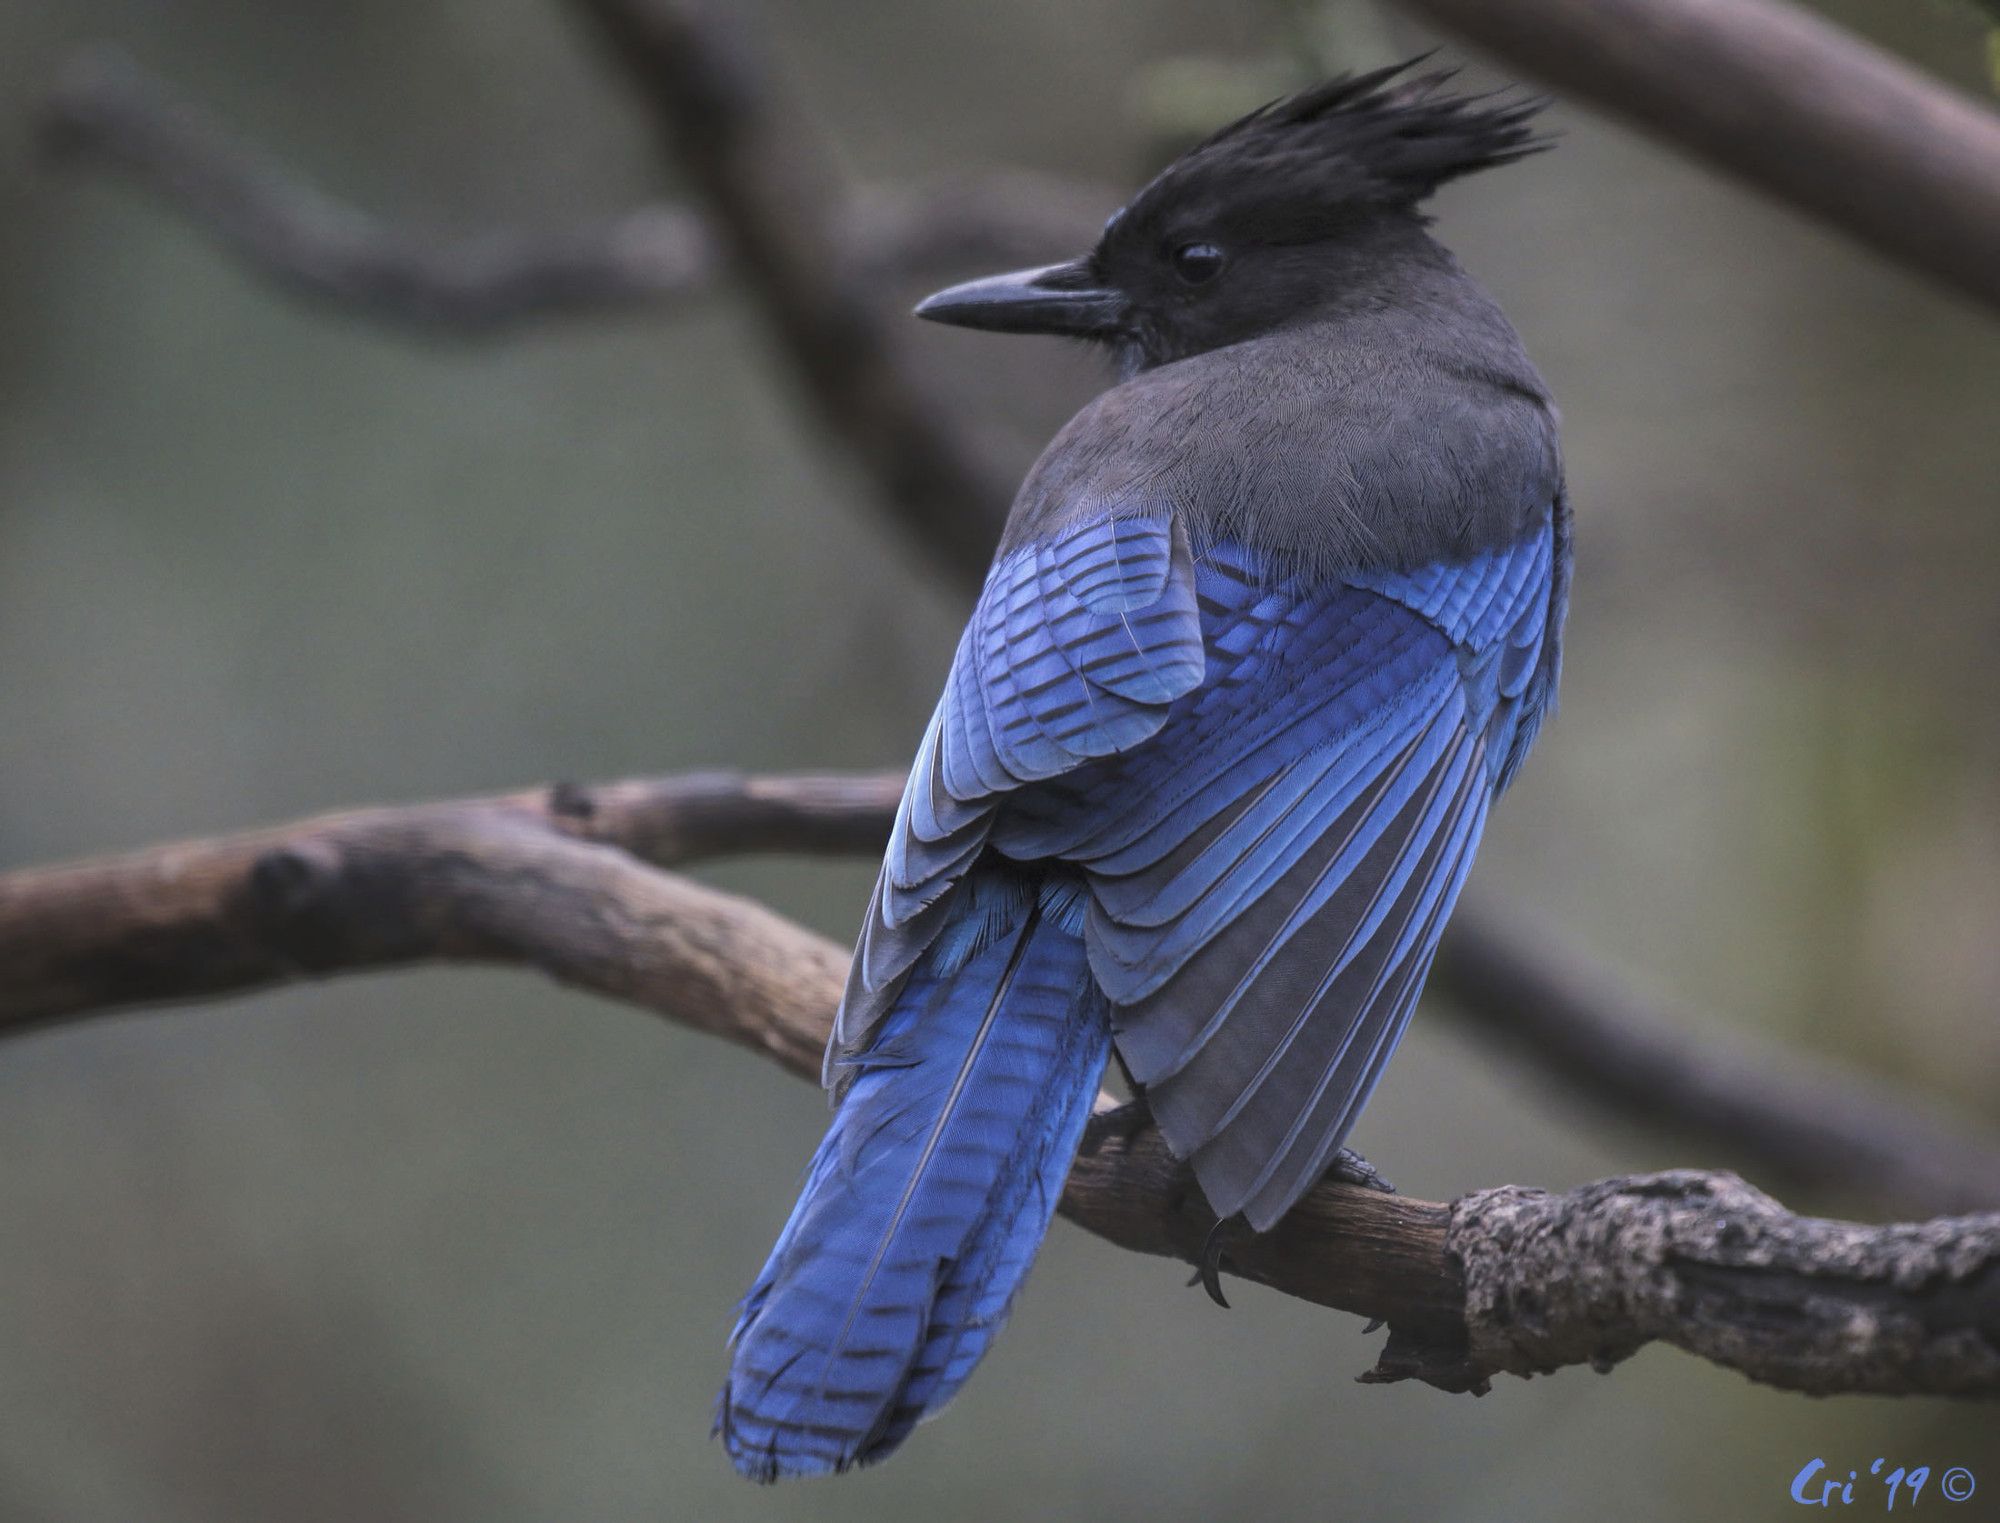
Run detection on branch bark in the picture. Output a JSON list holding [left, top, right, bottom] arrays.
[[0, 773, 1993, 1399], [1400, 0, 2000, 313], [0, 772, 889, 1057]]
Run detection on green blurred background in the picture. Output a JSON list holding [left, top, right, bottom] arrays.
[[3, 1, 1997, 1518]]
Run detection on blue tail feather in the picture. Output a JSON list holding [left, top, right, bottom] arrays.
[[718, 874, 1109, 1481]]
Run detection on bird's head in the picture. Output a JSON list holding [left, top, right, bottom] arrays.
[[915, 60, 1546, 372]]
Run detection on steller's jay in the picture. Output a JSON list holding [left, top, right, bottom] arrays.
[[718, 62, 1569, 1480]]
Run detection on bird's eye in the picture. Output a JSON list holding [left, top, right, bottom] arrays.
[[1170, 242, 1224, 286]]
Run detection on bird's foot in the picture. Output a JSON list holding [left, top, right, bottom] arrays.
[[1179, 1156, 1389, 1311], [1326, 1147, 1395, 1194], [1188, 1215, 1242, 1310]]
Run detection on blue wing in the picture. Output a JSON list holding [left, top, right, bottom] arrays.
[[738, 497, 1562, 1480], [832, 509, 1204, 1072], [989, 510, 1561, 1230], [838, 499, 1561, 1232]]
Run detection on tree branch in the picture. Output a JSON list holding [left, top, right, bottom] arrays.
[[568, 0, 1018, 580], [5, 770, 1998, 1220], [38, 53, 1103, 339], [1434, 918, 2000, 1216], [38, 53, 721, 332], [0, 772, 891, 1051], [0, 773, 1993, 1398], [8, 772, 1991, 1219], [1400, 0, 2000, 313]]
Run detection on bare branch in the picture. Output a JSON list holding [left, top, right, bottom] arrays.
[[38, 53, 1106, 340], [1400, 0, 2000, 312], [1074, 1136, 2000, 1399], [0, 774, 1993, 1398], [184, 0, 1054, 578], [569, 0, 1017, 580], [543, 767, 903, 863], [5, 769, 1997, 1225], [39, 53, 721, 332], [1434, 918, 2000, 1216], [0, 772, 889, 1050]]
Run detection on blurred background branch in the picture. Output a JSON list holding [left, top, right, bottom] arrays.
[[37, 52, 1106, 338], [0, 771, 1992, 1400], [569, 0, 1015, 578], [41, 0, 2000, 340], [37, 52, 725, 331], [1402, 0, 2000, 312], [1432, 915, 2000, 1215]]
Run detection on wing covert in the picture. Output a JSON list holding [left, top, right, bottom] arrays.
[[832, 511, 1205, 1070]]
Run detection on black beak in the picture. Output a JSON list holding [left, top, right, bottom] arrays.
[[913, 257, 1126, 338]]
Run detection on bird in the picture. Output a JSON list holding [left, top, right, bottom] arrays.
[[716, 60, 1570, 1481]]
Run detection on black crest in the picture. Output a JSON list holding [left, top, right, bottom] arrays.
[[1120, 59, 1548, 240]]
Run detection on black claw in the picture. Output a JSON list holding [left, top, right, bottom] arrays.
[[1192, 1217, 1234, 1308], [1362, 1315, 1387, 1335]]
